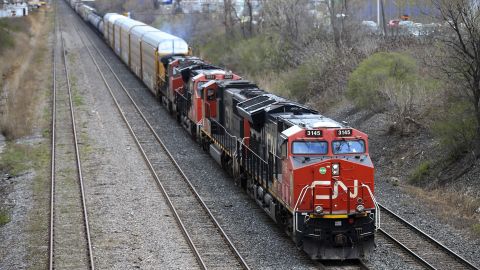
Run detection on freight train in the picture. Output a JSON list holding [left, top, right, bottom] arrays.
[[67, 0, 380, 260]]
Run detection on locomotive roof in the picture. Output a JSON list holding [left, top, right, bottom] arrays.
[[275, 113, 344, 129]]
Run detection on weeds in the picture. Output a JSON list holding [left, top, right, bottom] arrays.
[[0, 210, 10, 226], [433, 101, 476, 160], [0, 17, 30, 53], [0, 142, 49, 176], [473, 224, 480, 237], [409, 160, 431, 185]]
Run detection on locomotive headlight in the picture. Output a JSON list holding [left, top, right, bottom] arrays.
[[314, 205, 324, 214], [332, 163, 340, 176], [356, 204, 365, 213]]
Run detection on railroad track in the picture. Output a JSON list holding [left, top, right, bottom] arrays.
[[49, 1, 94, 269], [64, 3, 250, 269], [378, 204, 478, 270], [318, 259, 370, 270]]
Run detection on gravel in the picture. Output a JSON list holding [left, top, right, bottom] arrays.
[[58, 2, 200, 269], [79, 17, 321, 269], [327, 104, 480, 269], [59, 2, 480, 269]]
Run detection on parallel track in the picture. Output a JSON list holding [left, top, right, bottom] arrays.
[[378, 204, 478, 270], [64, 2, 250, 269], [49, 1, 94, 269]]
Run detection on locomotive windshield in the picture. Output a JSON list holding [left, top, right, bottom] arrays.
[[292, 141, 328, 155], [332, 140, 365, 154], [196, 81, 207, 96]]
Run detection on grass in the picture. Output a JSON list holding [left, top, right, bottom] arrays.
[[0, 17, 30, 53], [405, 185, 480, 237], [0, 143, 31, 175], [473, 224, 480, 237], [0, 142, 50, 176], [0, 210, 10, 226], [409, 160, 431, 185]]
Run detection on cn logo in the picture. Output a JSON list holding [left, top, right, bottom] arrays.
[[313, 180, 359, 199]]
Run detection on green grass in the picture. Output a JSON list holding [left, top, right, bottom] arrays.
[[409, 160, 431, 185], [473, 224, 480, 237], [0, 210, 10, 226], [73, 90, 84, 106], [0, 142, 50, 176]]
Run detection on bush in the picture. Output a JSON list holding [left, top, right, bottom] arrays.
[[199, 34, 285, 77], [409, 160, 431, 185], [433, 101, 477, 159], [347, 52, 418, 112]]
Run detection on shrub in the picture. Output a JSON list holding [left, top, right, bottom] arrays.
[[347, 52, 418, 112], [433, 101, 477, 159], [199, 34, 285, 77], [409, 160, 431, 185]]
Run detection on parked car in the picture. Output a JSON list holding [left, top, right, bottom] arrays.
[[388, 19, 400, 28]]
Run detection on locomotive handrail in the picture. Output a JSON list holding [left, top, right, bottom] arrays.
[[293, 185, 311, 234], [362, 183, 380, 230]]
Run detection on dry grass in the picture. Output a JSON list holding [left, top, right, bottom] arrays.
[[0, 8, 52, 140], [404, 185, 480, 238]]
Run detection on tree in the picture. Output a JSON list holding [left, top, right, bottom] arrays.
[[432, 0, 480, 154], [223, 0, 236, 37]]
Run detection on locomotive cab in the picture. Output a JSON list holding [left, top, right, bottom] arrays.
[[282, 124, 377, 260]]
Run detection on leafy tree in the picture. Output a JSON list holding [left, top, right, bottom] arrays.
[[347, 52, 417, 111]]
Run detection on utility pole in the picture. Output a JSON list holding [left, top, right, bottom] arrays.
[[377, 0, 380, 26]]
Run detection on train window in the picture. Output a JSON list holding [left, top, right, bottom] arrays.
[[292, 141, 328, 155], [332, 140, 365, 154]]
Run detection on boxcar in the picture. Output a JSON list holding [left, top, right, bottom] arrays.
[[103, 13, 125, 49], [129, 25, 160, 80], [118, 19, 147, 66], [113, 18, 146, 64], [140, 31, 189, 95]]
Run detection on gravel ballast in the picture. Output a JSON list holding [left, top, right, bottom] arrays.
[[58, 2, 200, 269]]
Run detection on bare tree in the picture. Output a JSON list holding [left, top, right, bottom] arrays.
[[433, 0, 480, 153], [223, 0, 236, 37], [244, 0, 253, 37]]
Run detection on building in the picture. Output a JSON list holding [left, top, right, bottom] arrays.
[[0, 2, 28, 18]]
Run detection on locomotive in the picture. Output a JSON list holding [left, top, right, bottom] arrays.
[[68, 0, 380, 260]]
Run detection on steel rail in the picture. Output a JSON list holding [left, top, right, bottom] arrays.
[[378, 203, 478, 270], [72, 11, 250, 270], [377, 228, 436, 269], [49, 1, 95, 269], [48, 1, 57, 268], [67, 15, 208, 270]]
